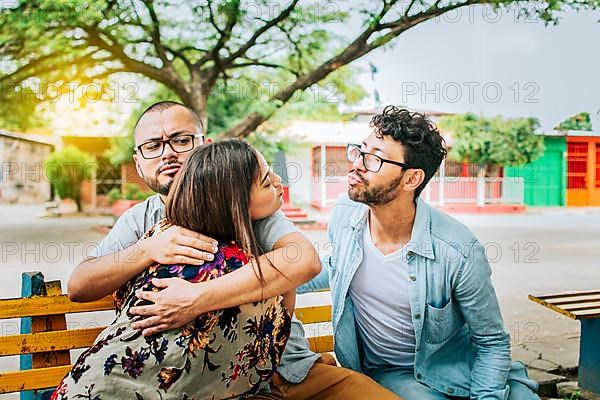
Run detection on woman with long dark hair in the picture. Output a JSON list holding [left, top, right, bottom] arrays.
[[52, 139, 293, 400]]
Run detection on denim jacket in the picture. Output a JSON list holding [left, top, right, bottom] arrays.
[[298, 194, 537, 399]]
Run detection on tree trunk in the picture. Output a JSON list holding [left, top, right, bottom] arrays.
[[189, 95, 208, 133], [476, 165, 486, 207], [485, 164, 501, 178]]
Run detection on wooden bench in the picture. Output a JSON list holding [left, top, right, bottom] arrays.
[[0, 272, 333, 398], [529, 290, 600, 394]]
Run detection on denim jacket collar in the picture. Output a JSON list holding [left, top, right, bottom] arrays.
[[346, 196, 435, 260]]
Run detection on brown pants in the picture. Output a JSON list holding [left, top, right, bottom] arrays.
[[247, 355, 402, 400]]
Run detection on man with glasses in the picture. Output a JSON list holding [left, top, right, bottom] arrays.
[[69, 101, 400, 400], [299, 106, 540, 399]]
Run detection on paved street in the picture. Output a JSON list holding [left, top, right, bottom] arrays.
[[1, 204, 599, 398]]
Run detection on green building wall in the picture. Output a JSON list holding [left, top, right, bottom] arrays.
[[505, 136, 566, 206]]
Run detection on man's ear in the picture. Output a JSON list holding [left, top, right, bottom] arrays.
[[132, 154, 144, 179], [404, 169, 426, 192], [205, 137, 213, 144]]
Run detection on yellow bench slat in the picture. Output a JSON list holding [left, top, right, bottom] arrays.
[[529, 294, 600, 320], [563, 303, 600, 313], [536, 290, 600, 300], [307, 335, 334, 353], [0, 295, 115, 319], [295, 305, 332, 324], [0, 327, 105, 356], [572, 309, 600, 319], [0, 365, 71, 393], [553, 296, 600, 306], [529, 294, 578, 319]]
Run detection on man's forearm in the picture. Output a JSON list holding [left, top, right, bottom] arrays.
[[195, 240, 320, 313], [470, 334, 512, 399], [68, 242, 152, 302], [297, 260, 330, 294]]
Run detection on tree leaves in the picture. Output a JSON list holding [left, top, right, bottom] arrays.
[[437, 113, 545, 167]]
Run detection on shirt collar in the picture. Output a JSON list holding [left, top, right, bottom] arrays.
[[348, 196, 435, 260], [409, 197, 435, 260]]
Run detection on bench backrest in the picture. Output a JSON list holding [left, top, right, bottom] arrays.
[[0, 276, 332, 395], [529, 290, 600, 320]]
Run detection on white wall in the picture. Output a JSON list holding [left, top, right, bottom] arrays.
[[285, 147, 312, 206]]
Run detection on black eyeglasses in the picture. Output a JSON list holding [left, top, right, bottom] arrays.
[[135, 134, 204, 159], [346, 143, 410, 173]]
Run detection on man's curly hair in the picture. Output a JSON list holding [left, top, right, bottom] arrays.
[[370, 106, 447, 198]]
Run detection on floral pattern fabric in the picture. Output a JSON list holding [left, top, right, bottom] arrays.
[[52, 220, 291, 400]]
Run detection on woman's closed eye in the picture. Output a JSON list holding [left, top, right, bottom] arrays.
[[263, 170, 274, 188]]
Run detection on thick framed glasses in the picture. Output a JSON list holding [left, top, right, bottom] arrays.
[[346, 143, 410, 173], [135, 134, 203, 159]]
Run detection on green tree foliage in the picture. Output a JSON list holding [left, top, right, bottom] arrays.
[[45, 146, 96, 210], [0, 86, 45, 131], [2, 0, 597, 135], [555, 112, 593, 131], [437, 113, 545, 173]]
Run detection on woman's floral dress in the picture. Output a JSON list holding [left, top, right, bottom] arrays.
[[51, 220, 291, 400]]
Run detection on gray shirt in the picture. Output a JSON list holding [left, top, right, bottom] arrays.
[[90, 194, 319, 383]]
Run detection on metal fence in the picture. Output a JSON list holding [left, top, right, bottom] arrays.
[[423, 176, 525, 206]]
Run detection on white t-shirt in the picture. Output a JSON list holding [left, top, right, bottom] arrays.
[[348, 218, 416, 370]]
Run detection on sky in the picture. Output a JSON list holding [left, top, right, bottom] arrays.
[[351, 5, 600, 132]]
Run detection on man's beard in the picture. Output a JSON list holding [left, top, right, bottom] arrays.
[[140, 160, 180, 196], [348, 171, 404, 206], [144, 176, 173, 196]]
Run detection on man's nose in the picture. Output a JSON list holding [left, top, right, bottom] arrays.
[[352, 154, 366, 172], [162, 141, 178, 160]]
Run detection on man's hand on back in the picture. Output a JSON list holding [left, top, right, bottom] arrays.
[[128, 226, 219, 335], [139, 225, 219, 265], [130, 277, 205, 336]]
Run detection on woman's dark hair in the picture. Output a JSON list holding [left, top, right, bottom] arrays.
[[165, 138, 266, 283], [370, 105, 448, 198]]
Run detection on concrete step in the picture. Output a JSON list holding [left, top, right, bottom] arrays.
[[282, 204, 310, 220], [528, 369, 569, 398], [284, 211, 309, 218], [282, 205, 303, 211]]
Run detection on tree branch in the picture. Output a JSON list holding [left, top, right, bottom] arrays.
[[274, 24, 305, 75], [0, 48, 103, 85], [220, 0, 300, 67], [0, 52, 62, 84], [404, 0, 418, 16], [140, 0, 171, 68], [226, 60, 300, 77], [195, 0, 241, 68], [207, 0, 225, 35], [83, 25, 189, 99]]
